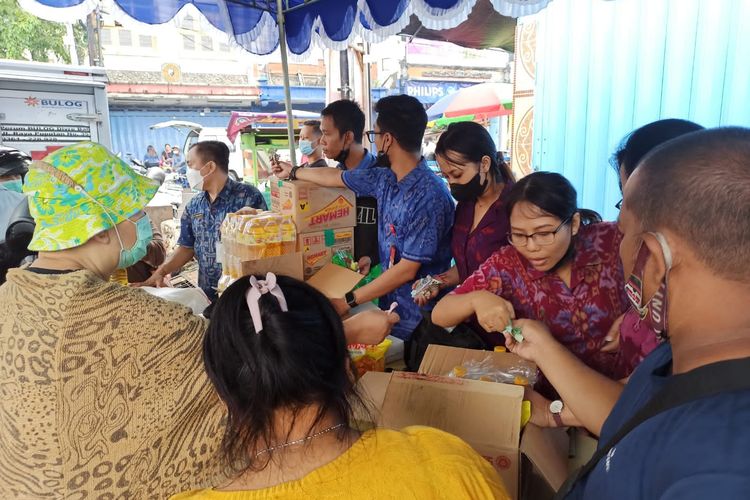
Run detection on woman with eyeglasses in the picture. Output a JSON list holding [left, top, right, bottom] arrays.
[[432, 172, 629, 398]]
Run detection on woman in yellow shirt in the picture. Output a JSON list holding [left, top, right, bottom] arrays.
[[171, 273, 509, 500]]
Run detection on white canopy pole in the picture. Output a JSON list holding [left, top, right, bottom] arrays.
[[276, 0, 297, 166]]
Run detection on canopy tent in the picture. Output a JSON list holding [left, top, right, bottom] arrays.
[[400, 0, 517, 52], [19, 0, 553, 164]]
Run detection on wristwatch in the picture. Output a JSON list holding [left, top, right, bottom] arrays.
[[549, 400, 564, 427], [345, 290, 358, 308], [289, 165, 302, 180]]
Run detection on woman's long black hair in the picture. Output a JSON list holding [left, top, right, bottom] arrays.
[[505, 171, 601, 225], [203, 275, 365, 474], [435, 121, 515, 184]]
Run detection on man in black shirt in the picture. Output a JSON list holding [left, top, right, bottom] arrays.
[[319, 100, 379, 271]]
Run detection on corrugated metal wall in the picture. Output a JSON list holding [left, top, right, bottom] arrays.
[[110, 109, 231, 159], [533, 0, 750, 221]]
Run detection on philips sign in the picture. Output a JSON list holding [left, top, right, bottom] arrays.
[[405, 81, 475, 103]]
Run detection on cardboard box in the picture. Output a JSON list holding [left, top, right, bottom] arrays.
[[241, 252, 304, 281], [358, 371, 524, 498], [354, 345, 571, 498], [270, 179, 356, 233], [416, 345, 570, 499], [306, 263, 363, 298], [299, 227, 355, 279]]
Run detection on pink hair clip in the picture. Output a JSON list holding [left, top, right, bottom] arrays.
[[246, 273, 288, 333]]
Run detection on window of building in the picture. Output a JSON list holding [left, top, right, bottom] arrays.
[[220, 42, 230, 52], [182, 14, 195, 31], [139, 35, 154, 48], [183, 34, 195, 50], [201, 36, 213, 51], [100, 28, 112, 45], [118, 29, 132, 47]]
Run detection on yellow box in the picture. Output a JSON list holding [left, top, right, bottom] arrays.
[[270, 179, 356, 233]]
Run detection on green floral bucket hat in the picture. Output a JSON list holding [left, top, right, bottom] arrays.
[[23, 141, 159, 251]]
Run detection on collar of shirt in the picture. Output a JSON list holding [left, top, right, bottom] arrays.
[[460, 181, 513, 236], [521, 224, 604, 283], [200, 177, 235, 205]]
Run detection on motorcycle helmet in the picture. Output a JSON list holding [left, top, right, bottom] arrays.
[[0, 147, 31, 178]]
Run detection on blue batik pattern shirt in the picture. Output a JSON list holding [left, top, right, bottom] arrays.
[[567, 342, 750, 499], [178, 178, 266, 300], [342, 159, 455, 340]]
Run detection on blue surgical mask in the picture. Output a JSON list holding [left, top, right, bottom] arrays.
[[0, 179, 23, 193], [114, 214, 153, 269], [299, 139, 315, 156]]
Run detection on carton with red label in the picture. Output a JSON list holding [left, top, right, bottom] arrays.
[[270, 179, 357, 233], [299, 227, 355, 279]]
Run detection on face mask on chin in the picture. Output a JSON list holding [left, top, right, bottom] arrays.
[[624, 232, 673, 336]]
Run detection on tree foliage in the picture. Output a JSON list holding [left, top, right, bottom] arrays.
[[0, 0, 87, 63]]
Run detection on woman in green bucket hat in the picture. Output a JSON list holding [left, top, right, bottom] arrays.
[[0, 142, 226, 498], [0, 142, 399, 498]]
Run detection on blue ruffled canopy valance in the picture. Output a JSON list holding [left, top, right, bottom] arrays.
[[19, 0, 552, 56]]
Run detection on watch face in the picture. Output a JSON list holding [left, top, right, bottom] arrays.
[[550, 400, 564, 414]]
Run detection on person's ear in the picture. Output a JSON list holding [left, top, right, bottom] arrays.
[[343, 130, 354, 149], [480, 155, 492, 175], [640, 233, 670, 299], [91, 229, 112, 245], [570, 212, 582, 237]]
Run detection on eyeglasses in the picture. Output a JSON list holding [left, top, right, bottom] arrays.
[[508, 217, 572, 247], [365, 130, 383, 144], [615, 199, 623, 210]]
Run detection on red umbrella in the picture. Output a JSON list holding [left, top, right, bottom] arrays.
[[426, 82, 513, 119]]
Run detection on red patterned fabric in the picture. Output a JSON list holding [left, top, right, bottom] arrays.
[[452, 222, 630, 397]]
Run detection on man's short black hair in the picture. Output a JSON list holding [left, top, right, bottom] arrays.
[[303, 120, 322, 136], [320, 100, 365, 143], [375, 95, 427, 154], [627, 127, 750, 281], [190, 140, 229, 173]]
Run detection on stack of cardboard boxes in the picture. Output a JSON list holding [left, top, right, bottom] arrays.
[[270, 179, 357, 280], [219, 179, 361, 298]]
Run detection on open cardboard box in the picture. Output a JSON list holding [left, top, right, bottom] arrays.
[[356, 345, 570, 500], [306, 262, 363, 298], [241, 252, 304, 281]]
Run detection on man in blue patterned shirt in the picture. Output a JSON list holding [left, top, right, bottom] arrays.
[[274, 95, 455, 340], [136, 141, 266, 300]]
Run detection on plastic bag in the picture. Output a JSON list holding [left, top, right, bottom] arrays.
[[446, 355, 538, 386], [348, 338, 392, 378]]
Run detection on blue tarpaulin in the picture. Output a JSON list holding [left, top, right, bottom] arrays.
[[19, 0, 551, 56]]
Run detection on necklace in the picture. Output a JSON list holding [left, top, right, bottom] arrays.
[[255, 423, 346, 457]]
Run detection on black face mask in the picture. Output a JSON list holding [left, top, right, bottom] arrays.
[[375, 145, 392, 169], [334, 147, 349, 164], [450, 172, 488, 202]]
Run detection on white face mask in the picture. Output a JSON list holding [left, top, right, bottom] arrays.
[[186, 167, 205, 190]]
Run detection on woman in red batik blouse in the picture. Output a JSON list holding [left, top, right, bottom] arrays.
[[433, 172, 629, 398]]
